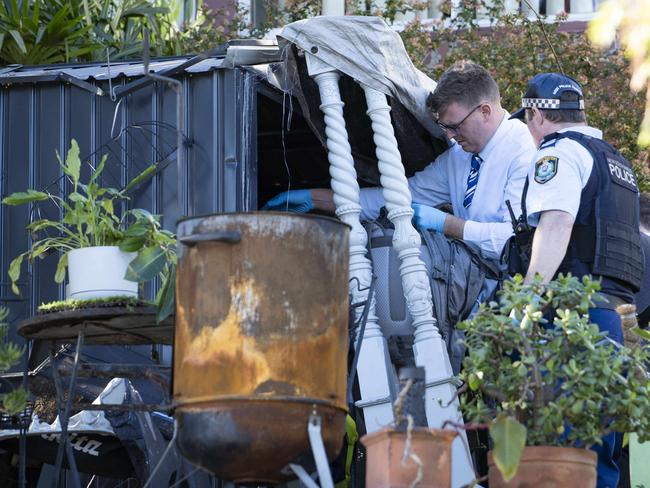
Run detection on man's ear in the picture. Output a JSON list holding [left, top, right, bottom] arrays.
[[532, 107, 543, 125], [481, 102, 493, 120]]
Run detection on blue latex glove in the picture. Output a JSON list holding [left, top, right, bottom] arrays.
[[262, 189, 314, 213], [412, 203, 447, 232]]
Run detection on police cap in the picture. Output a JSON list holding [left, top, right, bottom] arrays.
[[510, 73, 584, 120]]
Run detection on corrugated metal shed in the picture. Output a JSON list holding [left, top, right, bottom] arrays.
[[0, 57, 226, 83], [0, 54, 264, 339]]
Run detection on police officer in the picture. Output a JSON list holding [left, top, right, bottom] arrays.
[[510, 72, 644, 488]]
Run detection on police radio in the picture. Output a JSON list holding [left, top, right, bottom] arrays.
[[503, 183, 535, 276]]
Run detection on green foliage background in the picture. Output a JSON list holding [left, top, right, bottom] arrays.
[[400, 11, 650, 190], [1, 0, 647, 189]]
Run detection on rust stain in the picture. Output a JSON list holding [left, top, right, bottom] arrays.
[[173, 213, 349, 411], [175, 275, 347, 407], [183, 278, 272, 392], [172, 213, 350, 482]]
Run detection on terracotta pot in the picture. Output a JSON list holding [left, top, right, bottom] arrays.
[[361, 427, 457, 488], [488, 445, 597, 487]]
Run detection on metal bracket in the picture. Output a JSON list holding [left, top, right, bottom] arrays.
[[354, 395, 392, 409], [57, 73, 104, 96], [426, 376, 461, 389], [288, 464, 319, 488], [282, 413, 335, 488], [0, 64, 22, 76], [112, 44, 228, 100], [307, 413, 334, 488]]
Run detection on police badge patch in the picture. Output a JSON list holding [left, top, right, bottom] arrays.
[[534, 156, 559, 184]]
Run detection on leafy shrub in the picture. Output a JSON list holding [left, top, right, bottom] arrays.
[[0, 0, 191, 64], [459, 275, 650, 480], [0, 307, 28, 417], [177, 4, 250, 54], [588, 0, 650, 148], [0, 0, 98, 65]]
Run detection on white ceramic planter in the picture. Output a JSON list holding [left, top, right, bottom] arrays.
[[67, 246, 138, 300]]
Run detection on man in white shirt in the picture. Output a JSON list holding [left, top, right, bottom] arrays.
[[264, 62, 536, 260]]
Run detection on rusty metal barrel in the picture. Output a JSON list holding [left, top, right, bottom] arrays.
[[173, 212, 350, 484]]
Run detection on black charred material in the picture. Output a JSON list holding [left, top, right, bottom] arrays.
[[395, 366, 427, 431]]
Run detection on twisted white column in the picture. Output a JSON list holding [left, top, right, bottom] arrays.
[[363, 86, 476, 488], [306, 53, 394, 432]]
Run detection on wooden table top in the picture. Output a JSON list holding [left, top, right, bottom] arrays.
[[17, 306, 174, 345]]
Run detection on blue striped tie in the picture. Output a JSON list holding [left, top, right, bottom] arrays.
[[463, 154, 482, 208]]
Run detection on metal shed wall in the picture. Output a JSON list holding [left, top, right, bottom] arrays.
[[0, 64, 259, 342]]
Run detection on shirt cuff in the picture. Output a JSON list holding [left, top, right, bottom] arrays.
[[462, 220, 482, 245], [462, 220, 513, 260]]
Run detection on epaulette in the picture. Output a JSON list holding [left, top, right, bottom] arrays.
[[539, 138, 559, 150]]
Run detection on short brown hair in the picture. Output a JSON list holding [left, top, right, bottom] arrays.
[[426, 61, 500, 116]]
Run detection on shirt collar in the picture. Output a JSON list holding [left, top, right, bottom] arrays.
[[475, 109, 508, 161]]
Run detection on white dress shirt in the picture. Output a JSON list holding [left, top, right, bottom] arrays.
[[359, 111, 536, 259], [526, 126, 602, 226]]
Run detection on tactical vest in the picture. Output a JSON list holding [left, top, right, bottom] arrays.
[[514, 131, 644, 292]]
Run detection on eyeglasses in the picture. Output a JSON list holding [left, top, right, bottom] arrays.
[[437, 104, 483, 133]]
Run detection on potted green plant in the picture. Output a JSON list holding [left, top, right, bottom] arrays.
[[458, 274, 650, 486], [121, 207, 177, 322], [2, 139, 176, 321]]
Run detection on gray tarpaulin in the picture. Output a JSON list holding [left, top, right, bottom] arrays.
[[279, 15, 442, 138], [273, 16, 449, 182]]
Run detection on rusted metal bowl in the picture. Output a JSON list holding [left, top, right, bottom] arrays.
[[173, 213, 350, 484]]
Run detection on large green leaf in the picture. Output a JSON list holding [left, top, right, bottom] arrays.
[[156, 265, 175, 323], [99, 199, 114, 216], [90, 154, 108, 183], [489, 415, 527, 482], [123, 163, 158, 192], [633, 327, 650, 342], [119, 236, 145, 252], [128, 208, 155, 224], [2, 190, 49, 206], [63, 139, 81, 187], [54, 252, 68, 283], [8, 29, 27, 53], [67, 191, 86, 203], [124, 246, 166, 282], [8, 254, 24, 296], [123, 221, 150, 238]]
